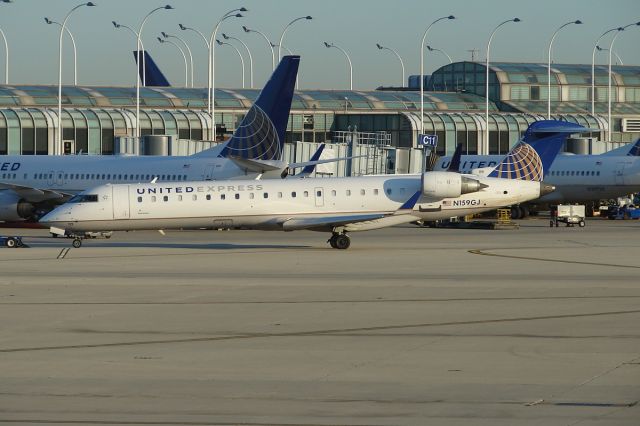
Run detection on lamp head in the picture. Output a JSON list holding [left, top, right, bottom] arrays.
[[242, 25, 250, 33], [305, 16, 312, 20], [1, 0, 13, 4], [323, 41, 331, 48], [376, 43, 383, 49], [179, 23, 187, 30], [239, 7, 248, 12], [112, 20, 120, 28], [161, 31, 169, 38], [235, 13, 243, 18], [426, 45, 434, 51], [86, 2, 96, 6], [44, 17, 52, 24], [157, 37, 164, 43], [216, 39, 223, 46], [447, 15, 455, 20], [574, 20, 582, 25], [222, 33, 230, 40], [513, 18, 521, 22], [596, 45, 604, 51], [164, 5, 173, 10]]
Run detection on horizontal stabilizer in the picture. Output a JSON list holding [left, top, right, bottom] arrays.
[[228, 156, 287, 173], [282, 213, 386, 231], [0, 183, 69, 202]]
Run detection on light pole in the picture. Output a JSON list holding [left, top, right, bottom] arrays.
[[596, 45, 624, 65], [278, 16, 312, 61], [179, 23, 210, 92], [607, 22, 640, 142], [324, 42, 353, 90], [426, 45, 453, 63], [209, 8, 246, 141], [46, 18, 78, 85], [216, 39, 245, 88], [0, 0, 11, 85], [420, 15, 455, 135], [162, 31, 193, 87], [243, 25, 274, 71], [113, 21, 147, 86], [57, 2, 95, 156], [135, 5, 174, 139], [223, 33, 253, 88], [547, 19, 582, 119], [485, 18, 520, 153], [591, 27, 623, 115], [158, 37, 188, 87], [376, 43, 405, 86]]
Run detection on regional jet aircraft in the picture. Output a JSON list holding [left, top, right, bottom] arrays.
[[0, 56, 310, 223], [434, 137, 640, 217], [40, 120, 586, 249]]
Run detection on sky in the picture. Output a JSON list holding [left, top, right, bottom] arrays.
[[0, 0, 638, 90]]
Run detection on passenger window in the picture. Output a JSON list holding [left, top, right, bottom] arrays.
[[374, 189, 379, 195], [235, 193, 240, 199], [206, 194, 211, 201], [263, 193, 268, 199], [151, 196, 156, 202], [192, 195, 197, 201], [101, 174, 106, 179], [303, 191, 309, 197], [278, 192, 283, 198], [137, 196, 142, 203], [331, 190, 336, 196], [249, 193, 254, 199], [317, 190, 322, 197], [163, 196, 168, 202], [291, 191, 296, 198], [221, 194, 226, 200], [178, 195, 183, 201], [360, 189, 365, 196], [346, 190, 351, 196]]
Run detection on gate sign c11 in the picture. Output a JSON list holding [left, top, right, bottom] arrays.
[[419, 134, 438, 147]]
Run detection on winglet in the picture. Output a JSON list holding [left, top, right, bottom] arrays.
[[447, 143, 463, 173], [398, 191, 422, 210], [297, 143, 326, 177], [488, 120, 588, 181]]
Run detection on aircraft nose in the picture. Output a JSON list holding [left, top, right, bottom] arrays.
[[540, 182, 556, 196]]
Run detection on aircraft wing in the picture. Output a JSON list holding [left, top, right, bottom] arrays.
[[0, 182, 70, 202], [228, 156, 287, 173], [288, 155, 367, 170], [281, 213, 386, 231]]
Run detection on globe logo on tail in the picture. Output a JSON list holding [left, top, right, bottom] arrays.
[[221, 104, 281, 160], [491, 142, 543, 181]]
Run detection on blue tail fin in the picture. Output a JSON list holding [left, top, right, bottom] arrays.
[[447, 143, 463, 172], [133, 51, 170, 87], [215, 55, 300, 161], [488, 120, 588, 181], [298, 143, 326, 176], [627, 138, 640, 156]]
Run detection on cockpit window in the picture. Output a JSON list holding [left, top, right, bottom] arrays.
[[69, 194, 99, 203]]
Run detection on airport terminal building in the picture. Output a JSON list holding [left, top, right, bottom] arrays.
[[0, 61, 638, 158]]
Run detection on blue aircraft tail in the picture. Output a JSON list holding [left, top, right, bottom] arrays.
[[447, 143, 463, 172], [627, 138, 640, 156], [488, 120, 588, 181], [134, 50, 170, 87], [214, 55, 300, 161]]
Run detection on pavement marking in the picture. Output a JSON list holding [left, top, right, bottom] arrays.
[[469, 249, 640, 269]]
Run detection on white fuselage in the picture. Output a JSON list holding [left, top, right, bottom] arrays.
[[41, 174, 544, 233], [435, 154, 640, 203]]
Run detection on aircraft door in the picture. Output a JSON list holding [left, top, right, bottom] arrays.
[[615, 162, 628, 185], [203, 164, 215, 180], [314, 187, 324, 207], [112, 185, 131, 219], [56, 171, 65, 187]]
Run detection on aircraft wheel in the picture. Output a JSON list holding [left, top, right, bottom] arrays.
[[511, 206, 521, 220], [328, 234, 338, 248], [72, 239, 82, 248], [6, 238, 16, 248], [334, 234, 351, 250], [520, 205, 529, 218]]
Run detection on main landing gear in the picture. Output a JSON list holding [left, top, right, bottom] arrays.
[[328, 232, 351, 250]]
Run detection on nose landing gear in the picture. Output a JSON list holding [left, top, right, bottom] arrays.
[[328, 232, 351, 250]]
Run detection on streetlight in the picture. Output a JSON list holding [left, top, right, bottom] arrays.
[[223, 33, 253, 88], [162, 31, 193, 87], [216, 39, 245, 88], [209, 7, 246, 141], [278, 16, 312, 61], [420, 15, 455, 135], [135, 5, 174, 139], [591, 26, 623, 115], [57, 2, 95, 156], [113, 20, 147, 85], [45, 17, 78, 85], [376, 43, 405, 86], [243, 25, 275, 71], [547, 19, 582, 119], [179, 23, 210, 92], [0, 0, 11, 85], [324, 41, 353, 90], [607, 22, 639, 141], [426, 45, 453, 63], [596, 45, 623, 65], [485, 18, 520, 153], [158, 37, 188, 87]]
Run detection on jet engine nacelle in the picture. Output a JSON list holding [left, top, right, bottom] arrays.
[[421, 171, 484, 199], [0, 191, 34, 221]]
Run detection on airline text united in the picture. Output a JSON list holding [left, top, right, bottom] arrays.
[[137, 184, 264, 194]]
